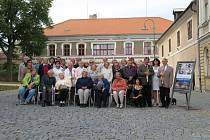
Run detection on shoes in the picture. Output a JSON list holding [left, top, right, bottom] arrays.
[[59, 101, 65, 107], [120, 104, 123, 109], [41, 102, 46, 107], [116, 104, 119, 108]]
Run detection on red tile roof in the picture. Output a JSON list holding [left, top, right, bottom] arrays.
[[44, 17, 172, 37]]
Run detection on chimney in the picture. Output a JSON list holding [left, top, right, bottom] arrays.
[[173, 8, 185, 20], [89, 14, 97, 19]]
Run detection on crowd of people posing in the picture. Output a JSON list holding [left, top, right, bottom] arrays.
[[18, 56, 174, 109]]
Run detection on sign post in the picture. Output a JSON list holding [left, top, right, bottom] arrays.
[[170, 61, 196, 110]]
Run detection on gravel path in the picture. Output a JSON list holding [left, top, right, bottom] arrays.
[[0, 90, 210, 140]]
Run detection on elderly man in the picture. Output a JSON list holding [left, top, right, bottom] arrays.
[[158, 58, 174, 108], [76, 69, 93, 107], [41, 70, 56, 107], [94, 73, 110, 108], [18, 68, 40, 104], [73, 61, 85, 85]]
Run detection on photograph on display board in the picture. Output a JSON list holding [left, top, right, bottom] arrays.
[[174, 63, 194, 90]]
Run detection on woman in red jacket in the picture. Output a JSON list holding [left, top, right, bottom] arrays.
[[112, 72, 126, 108]]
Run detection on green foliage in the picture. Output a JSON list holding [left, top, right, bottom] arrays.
[[0, 0, 53, 58]]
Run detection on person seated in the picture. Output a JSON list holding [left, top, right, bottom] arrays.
[[55, 72, 72, 107], [41, 70, 56, 107], [18, 68, 40, 104], [76, 69, 93, 107], [94, 73, 110, 108], [112, 72, 126, 108], [131, 78, 143, 107]]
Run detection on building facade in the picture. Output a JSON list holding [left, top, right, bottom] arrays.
[[43, 17, 172, 62], [199, 0, 210, 91], [157, 1, 200, 89]]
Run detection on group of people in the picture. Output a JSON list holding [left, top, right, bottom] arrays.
[[18, 56, 174, 109]]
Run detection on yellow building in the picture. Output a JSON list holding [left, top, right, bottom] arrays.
[[198, 0, 210, 91], [157, 1, 200, 89]]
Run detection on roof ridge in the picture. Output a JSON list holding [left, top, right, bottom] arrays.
[[51, 17, 172, 26]]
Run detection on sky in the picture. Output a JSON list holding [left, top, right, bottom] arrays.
[[49, 0, 193, 24]]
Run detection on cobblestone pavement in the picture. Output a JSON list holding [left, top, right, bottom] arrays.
[[0, 90, 210, 140]]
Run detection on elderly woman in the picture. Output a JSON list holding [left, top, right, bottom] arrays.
[[101, 62, 113, 83], [41, 70, 56, 107], [18, 68, 40, 104], [94, 73, 110, 108], [76, 69, 93, 107], [55, 72, 72, 107], [112, 72, 126, 108]]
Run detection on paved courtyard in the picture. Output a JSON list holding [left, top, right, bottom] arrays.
[[0, 90, 210, 140]]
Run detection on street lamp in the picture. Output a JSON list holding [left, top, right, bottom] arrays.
[[142, 18, 156, 59]]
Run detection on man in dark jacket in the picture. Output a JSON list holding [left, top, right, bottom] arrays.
[[137, 57, 154, 107], [76, 69, 93, 107]]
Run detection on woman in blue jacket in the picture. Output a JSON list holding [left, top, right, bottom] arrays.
[[94, 73, 110, 108]]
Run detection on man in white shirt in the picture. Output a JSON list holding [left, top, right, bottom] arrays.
[[53, 61, 64, 81], [73, 61, 85, 85]]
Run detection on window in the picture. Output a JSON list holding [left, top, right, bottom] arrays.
[[169, 39, 171, 53], [177, 31, 181, 47], [124, 42, 133, 55], [78, 44, 85, 56], [162, 45, 164, 57], [205, 2, 209, 21], [187, 20, 192, 40], [144, 42, 152, 55], [93, 43, 115, 56], [49, 44, 55, 56], [63, 44, 70, 56], [204, 48, 209, 77]]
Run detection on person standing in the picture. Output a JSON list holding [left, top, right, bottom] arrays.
[[18, 56, 29, 82], [53, 61, 64, 81], [137, 57, 154, 107], [101, 62, 113, 83], [123, 59, 137, 104], [152, 58, 161, 106], [38, 58, 51, 81], [158, 58, 174, 108]]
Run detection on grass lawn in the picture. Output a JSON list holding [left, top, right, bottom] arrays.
[[0, 85, 19, 91]]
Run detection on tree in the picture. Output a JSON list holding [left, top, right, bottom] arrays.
[[0, 0, 53, 81]]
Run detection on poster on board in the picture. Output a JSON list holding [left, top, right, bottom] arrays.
[[174, 62, 195, 91], [171, 61, 196, 109]]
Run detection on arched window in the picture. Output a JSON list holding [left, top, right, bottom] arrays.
[[78, 44, 85, 56], [49, 44, 55, 56], [204, 48, 209, 77], [63, 44, 71, 56]]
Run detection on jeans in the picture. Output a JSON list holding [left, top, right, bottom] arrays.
[[18, 86, 36, 103]]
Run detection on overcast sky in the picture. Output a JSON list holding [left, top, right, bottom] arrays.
[[50, 0, 192, 24]]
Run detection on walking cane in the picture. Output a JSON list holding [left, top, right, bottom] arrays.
[[52, 85, 55, 105]]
